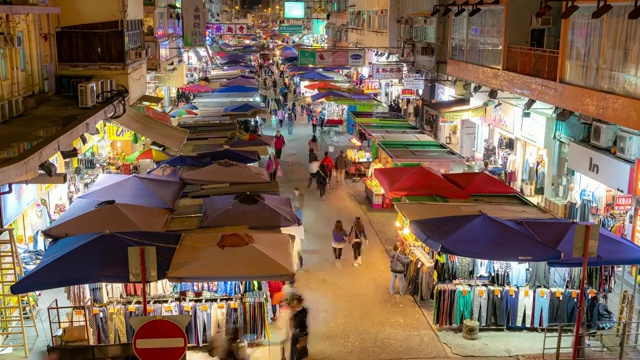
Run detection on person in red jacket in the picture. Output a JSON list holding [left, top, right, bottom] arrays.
[[268, 281, 284, 321], [320, 151, 335, 188], [273, 130, 286, 159]]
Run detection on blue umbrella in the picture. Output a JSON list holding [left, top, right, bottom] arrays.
[[214, 85, 259, 94], [223, 103, 265, 113], [203, 148, 260, 164], [180, 104, 199, 110], [10, 232, 183, 293], [282, 57, 298, 64], [516, 219, 640, 267], [298, 70, 332, 80], [158, 154, 212, 168], [410, 214, 562, 261]]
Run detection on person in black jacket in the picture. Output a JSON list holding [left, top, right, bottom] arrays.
[[289, 294, 309, 360]]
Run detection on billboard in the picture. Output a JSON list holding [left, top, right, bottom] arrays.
[[284, 2, 305, 19], [183, 0, 206, 46]]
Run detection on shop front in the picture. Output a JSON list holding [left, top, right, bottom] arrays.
[[369, 63, 404, 106], [422, 98, 485, 159], [565, 141, 635, 238], [347, 110, 405, 135], [483, 103, 515, 180]]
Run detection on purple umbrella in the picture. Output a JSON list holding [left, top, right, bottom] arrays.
[[201, 193, 301, 228], [516, 219, 640, 267], [221, 78, 259, 87], [79, 174, 184, 210]]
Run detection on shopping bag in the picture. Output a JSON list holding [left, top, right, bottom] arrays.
[[277, 167, 283, 177]]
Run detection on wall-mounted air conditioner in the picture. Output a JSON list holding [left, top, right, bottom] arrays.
[[93, 79, 105, 101], [590, 121, 617, 149], [0, 101, 9, 123], [531, 16, 552, 28], [616, 131, 640, 162], [105, 79, 116, 94], [9, 96, 22, 117], [78, 82, 97, 108]]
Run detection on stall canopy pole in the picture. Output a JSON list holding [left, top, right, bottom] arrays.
[[140, 247, 148, 317], [572, 224, 591, 360]]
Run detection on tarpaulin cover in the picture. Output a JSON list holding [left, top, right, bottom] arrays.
[[219, 54, 248, 62], [79, 174, 184, 210], [201, 194, 301, 229], [167, 232, 294, 282], [443, 172, 519, 195], [223, 103, 267, 114], [42, 199, 171, 239], [179, 160, 269, 184], [286, 66, 318, 73], [222, 65, 256, 72], [180, 84, 215, 93], [228, 75, 257, 80], [373, 167, 470, 199], [297, 71, 332, 80], [221, 78, 258, 87], [158, 155, 212, 168], [310, 90, 352, 102], [515, 219, 640, 267], [280, 50, 298, 58], [213, 85, 259, 94], [410, 214, 562, 261], [11, 232, 182, 294], [204, 148, 260, 164], [305, 82, 340, 91], [225, 134, 270, 148]]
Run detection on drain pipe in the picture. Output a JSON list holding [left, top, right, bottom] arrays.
[[0, 183, 13, 196]]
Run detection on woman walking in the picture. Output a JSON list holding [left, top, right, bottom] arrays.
[[308, 135, 319, 155], [348, 217, 368, 267], [332, 220, 348, 261], [289, 294, 309, 360], [316, 163, 328, 198], [266, 154, 279, 181]]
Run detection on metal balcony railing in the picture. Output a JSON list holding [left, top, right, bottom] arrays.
[[506, 45, 559, 82]]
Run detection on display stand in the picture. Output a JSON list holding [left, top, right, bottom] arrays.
[[363, 178, 383, 209], [48, 299, 96, 346], [0, 228, 39, 357]]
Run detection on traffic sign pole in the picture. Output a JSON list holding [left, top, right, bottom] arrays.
[[572, 224, 591, 360], [140, 247, 147, 316], [133, 319, 188, 360]]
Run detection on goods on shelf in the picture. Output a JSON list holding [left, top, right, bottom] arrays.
[[346, 148, 372, 162]]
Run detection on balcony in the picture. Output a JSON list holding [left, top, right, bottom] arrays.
[[505, 45, 559, 82]]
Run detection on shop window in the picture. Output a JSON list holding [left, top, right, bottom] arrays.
[[0, 49, 7, 80], [451, 7, 504, 68], [563, 4, 640, 99], [378, 9, 388, 30], [144, 12, 155, 37], [366, 10, 375, 29], [18, 31, 25, 72], [450, 15, 467, 61]]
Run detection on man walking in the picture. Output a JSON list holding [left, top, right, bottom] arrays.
[[286, 108, 296, 136], [389, 245, 411, 295], [334, 150, 348, 186]]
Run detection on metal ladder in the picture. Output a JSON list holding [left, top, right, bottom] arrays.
[[0, 228, 39, 357]]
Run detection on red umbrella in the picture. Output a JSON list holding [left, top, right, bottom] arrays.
[[305, 82, 340, 91], [374, 166, 470, 199]]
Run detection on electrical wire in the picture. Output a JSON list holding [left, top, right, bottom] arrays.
[[96, 84, 129, 120]]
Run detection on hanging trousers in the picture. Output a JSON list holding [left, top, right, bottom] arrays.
[[107, 306, 127, 344], [196, 304, 212, 346], [472, 286, 488, 326], [486, 286, 505, 327], [516, 287, 534, 327], [548, 289, 567, 324], [564, 291, 580, 324], [95, 308, 109, 344], [125, 305, 143, 342], [533, 289, 550, 328], [454, 287, 473, 326], [503, 288, 520, 327]]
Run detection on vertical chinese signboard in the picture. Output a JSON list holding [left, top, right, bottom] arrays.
[[183, 0, 205, 46]]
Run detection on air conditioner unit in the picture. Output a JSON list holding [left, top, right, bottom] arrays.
[[590, 121, 617, 149], [129, 48, 146, 61], [78, 82, 97, 108], [8, 96, 22, 117], [531, 16, 552, 28], [616, 131, 640, 162], [0, 101, 8, 123], [93, 79, 105, 101], [105, 78, 116, 94], [424, 17, 436, 27]]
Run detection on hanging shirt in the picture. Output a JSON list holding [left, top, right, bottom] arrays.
[[509, 262, 529, 287]]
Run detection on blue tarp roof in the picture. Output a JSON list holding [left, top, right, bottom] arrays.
[[297, 71, 332, 80], [410, 214, 562, 261], [11, 232, 182, 294], [214, 85, 258, 94], [223, 103, 264, 113]]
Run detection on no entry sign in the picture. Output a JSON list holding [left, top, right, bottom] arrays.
[[133, 319, 187, 360]]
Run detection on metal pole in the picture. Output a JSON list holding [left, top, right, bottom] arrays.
[[572, 224, 591, 360], [140, 247, 148, 317]]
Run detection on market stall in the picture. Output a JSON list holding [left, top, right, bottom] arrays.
[[347, 111, 409, 135], [376, 141, 466, 172]]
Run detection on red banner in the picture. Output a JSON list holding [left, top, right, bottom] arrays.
[[615, 195, 633, 211]]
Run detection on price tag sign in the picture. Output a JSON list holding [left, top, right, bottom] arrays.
[[589, 289, 596, 298], [555, 290, 562, 298], [540, 290, 546, 298], [524, 289, 529, 297], [74, 309, 84, 316], [231, 302, 238, 309], [478, 290, 485, 297], [147, 306, 154, 313], [494, 288, 501, 296], [164, 305, 173, 312], [108, 307, 115, 314], [184, 305, 192, 312], [217, 303, 225, 309], [128, 306, 136, 312], [201, 305, 209, 311], [91, 308, 99, 315], [462, 289, 468, 296], [572, 291, 578, 298], [509, 288, 515, 297]]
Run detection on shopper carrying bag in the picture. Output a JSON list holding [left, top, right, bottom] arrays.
[[348, 217, 368, 267]]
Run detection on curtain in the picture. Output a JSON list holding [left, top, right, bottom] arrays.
[[450, 16, 467, 62], [564, 5, 640, 98]]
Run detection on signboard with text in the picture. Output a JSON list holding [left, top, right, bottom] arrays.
[[403, 74, 424, 90], [298, 49, 365, 67], [615, 195, 633, 211], [183, 0, 205, 46], [485, 102, 515, 134], [371, 64, 403, 80], [316, 51, 332, 65], [278, 24, 303, 34], [567, 142, 633, 194]]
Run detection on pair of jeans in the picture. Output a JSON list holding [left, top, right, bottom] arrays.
[[107, 306, 127, 344], [95, 308, 109, 344], [269, 170, 277, 181], [487, 286, 505, 326], [287, 123, 294, 135], [319, 183, 326, 197], [125, 305, 143, 342], [312, 124, 317, 134], [332, 247, 343, 259], [454, 287, 473, 325], [390, 272, 405, 295], [517, 287, 534, 327], [533, 288, 550, 328], [196, 304, 211, 346], [503, 287, 519, 327], [352, 241, 362, 260], [472, 286, 488, 326]]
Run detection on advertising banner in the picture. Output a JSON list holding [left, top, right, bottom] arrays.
[[371, 64, 403, 80], [183, 0, 205, 46], [332, 51, 348, 66], [348, 50, 365, 66], [298, 50, 316, 65], [278, 24, 303, 34], [567, 142, 633, 194], [315, 51, 332, 65]]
